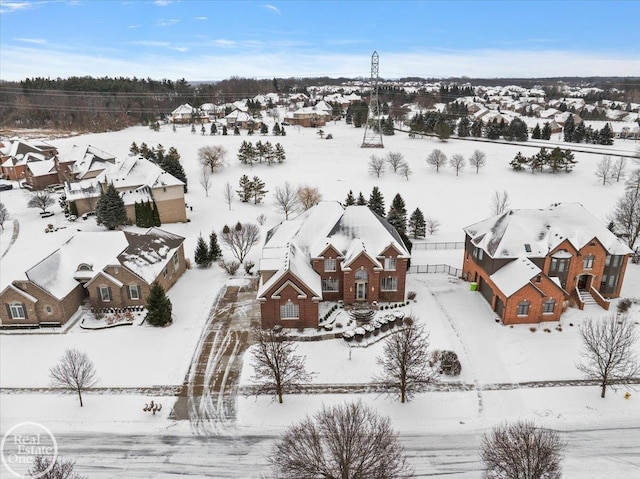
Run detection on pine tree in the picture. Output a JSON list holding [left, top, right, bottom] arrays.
[[222, 125, 228, 135], [210, 123, 217, 135], [145, 281, 173, 326], [161, 156, 188, 193], [368, 187, 385, 217], [382, 116, 395, 135], [599, 123, 614, 145], [357, 192, 367, 206], [208, 231, 222, 262], [471, 119, 484, 137], [238, 141, 255, 165], [563, 114, 575, 142], [408, 208, 426, 239], [152, 201, 161, 226], [260, 123, 269, 135], [251, 176, 268, 204], [344, 190, 356, 206], [234, 126, 240, 135], [457, 117, 470, 137], [272, 122, 281, 136], [541, 122, 552, 140], [194, 235, 211, 267], [129, 141, 139, 155], [275, 143, 286, 163], [532, 123, 541, 139], [237, 175, 253, 202], [387, 193, 407, 235], [96, 183, 127, 230]]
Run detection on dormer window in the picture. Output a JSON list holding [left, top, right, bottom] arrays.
[[324, 258, 336, 272], [77, 263, 92, 272], [384, 257, 396, 271], [583, 255, 594, 270]]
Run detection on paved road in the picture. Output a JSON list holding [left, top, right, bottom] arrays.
[[41, 426, 640, 478]]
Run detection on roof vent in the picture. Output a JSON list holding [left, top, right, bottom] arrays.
[[524, 244, 532, 253]]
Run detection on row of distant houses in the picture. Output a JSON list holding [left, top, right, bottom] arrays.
[[0, 140, 187, 225]]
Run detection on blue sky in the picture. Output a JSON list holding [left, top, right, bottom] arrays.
[[1, 0, 638, 81]]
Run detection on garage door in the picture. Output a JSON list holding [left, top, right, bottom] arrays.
[[478, 277, 493, 305]]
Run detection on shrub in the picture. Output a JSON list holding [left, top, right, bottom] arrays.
[[244, 260, 255, 275], [336, 322, 343, 328], [439, 351, 461, 376], [404, 316, 414, 326], [256, 213, 267, 225], [529, 327, 537, 332], [617, 298, 633, 314], [219, 259, 241, 275], [407, 291, 417, 300]]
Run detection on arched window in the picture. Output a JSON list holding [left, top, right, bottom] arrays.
[[280, 300, 299, 320], [355, 269, 368, 281], [77, 263, 92, 272]]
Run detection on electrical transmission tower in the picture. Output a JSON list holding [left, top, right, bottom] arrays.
[[361, 51, 384, 148]]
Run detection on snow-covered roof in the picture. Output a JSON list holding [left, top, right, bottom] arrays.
[[23, 228, 184, 300], [98, 156, 184, 189], [490, 257, 541, 298], [464, 202, 633, 259], [118, 228, 184, 284], [26, 158, 56, 177], [258, 202, 410, 298], [257, 242, 322, 299], [67, 144, 116, 179], [25, 232, 130, 299], [172, 103, 195, 115]]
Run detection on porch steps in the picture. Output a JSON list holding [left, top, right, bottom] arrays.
[[578, 289, 598, 305]]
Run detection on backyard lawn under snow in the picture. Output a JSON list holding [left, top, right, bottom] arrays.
[[1, 121, 640, 451]]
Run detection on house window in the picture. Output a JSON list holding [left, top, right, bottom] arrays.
[[551, 258, 568, 273], [128, 285, 140, 300], [280, 301, 299, 320], [583, 255, 594, 270], [608, 275, 617, 287], [605, 255, 611, 266], [543, 299, 556, 314], [77, 263, 92, 271], [381, 277, 398, 291], [612, 255, 620, 267], [99, 286, 111, 302], [322, 278, 339, 292], [384, 257, 396, 271], [517, 300, 530, 316], [324, 258, 336, 272], [173, 254, 179, 269], [162, 267, 168, 278], [45, 305, 53, 315], [9, 303, 26, 319], [355, 269, 368, 281], [601, 275, 608, 286], [473, 247, 484, 260]]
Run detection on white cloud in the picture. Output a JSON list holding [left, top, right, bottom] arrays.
[[129, 40, 171, 47], [263, 4, 280, 14], [1, 46, 639, 82], [213, 39, 236, 47], [0, 1, 32, 13], [171, 47, 188, 52], [14, 37, 47, 45], [194, 16, 207, 21], [156, 19, 180, 27], [154, 0, 172, 6], [127, 24, 141, 29]]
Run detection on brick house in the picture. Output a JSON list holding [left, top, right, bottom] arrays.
[[0, 228, 186, 328], [64, 155, 187, 224], [257, 202, 410, 329], [462, 203, 632, 325], [0, 139, 58, 181]]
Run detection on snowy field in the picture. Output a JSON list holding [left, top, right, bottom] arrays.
[[1, 121, 640, 476]]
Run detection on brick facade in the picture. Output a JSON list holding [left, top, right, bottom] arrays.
[[259, 272, 320, 329]]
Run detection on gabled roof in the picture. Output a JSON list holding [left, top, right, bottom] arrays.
[[26, 158, 56, 177], [98, 156, 184, 189], [490, 257, 541, 298], [118, 227, 184, 284], [257, 242, 322, 300], [1, 284, 39, 304], [67, 144, 116, 179], [464, 202, 632, 259]]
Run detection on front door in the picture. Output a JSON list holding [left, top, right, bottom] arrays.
[[356, 282, 368, 301], [577, 274, 590, 290]]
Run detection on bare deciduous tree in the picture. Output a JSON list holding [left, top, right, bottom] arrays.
[[481, 420, 565, 479], [49, 348, 98, 407], [296, 185, 322, 210], [220, 222, 260, 263], [595, 155, 614, 185], [426, 149, 447, 172], [251, 327, 314, 403], [425, 216, 441, 235], [449, 154, 466, 176], [613, 156, 627, 182], [273, 182, 300, 220], [28, 455, 86, 479], [490, 190, 510, 215], [223, 181, 234, 210], [577, 315, 639, 398], [374, 323, 437, 403], [399, 161, 412, 181], [368, 154, 386, 177], [197, 145, 227, 173], [386, 151, 404, 172], [270, 401, 413, 479], [27, 189, 54, 213], [627, 168, 640, 193], [199, 165, 212, 197], [610, 187, 640, 249], [469, 149, 487, 173], [0, 202, 8, 230]]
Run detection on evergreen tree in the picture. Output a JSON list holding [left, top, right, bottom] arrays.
[[562, 149, 577, 172], [357, 192, 367, 206], [238, 141, 255, 165], [210, 122, 217, 135], [208, 231, 222, 262], [368, 186, 385, 217], [251, 176, 268, 204], [260, 123, 269, 135], [541, 122, 552, 140], [264, 141, 276, 165], [506, 118, 529, 141], [234, 126, 240, 135], [96, 183, 127, 230], [272, 122, 281, 136], [408, 208, 426, 239], [599, 123, 614, 145], [457, 117, 470, 137], [194, 234, 211, 267], [485, 120, 501, 139], [237, 175, 253, 202], [548, 147, 565, 173], [532, 123, 541, 139], [344, 190, 356, 206], [386, 193, 407, 235], [510, 152, 529, 171], [145, 281, 172, 326], [222, 125, 228, 135], [161, 156, 188, 193], [573, 122, 586, 143], [275, 143, 286, 163], [152, 201, 161, 226], [563, 114, 575, 142], [129, 141, 139, 155], [471, 119, 484, 137], [382, 116, 395, 135]]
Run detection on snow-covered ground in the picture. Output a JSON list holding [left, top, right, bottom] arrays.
[[1, 122, 640, 477]]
